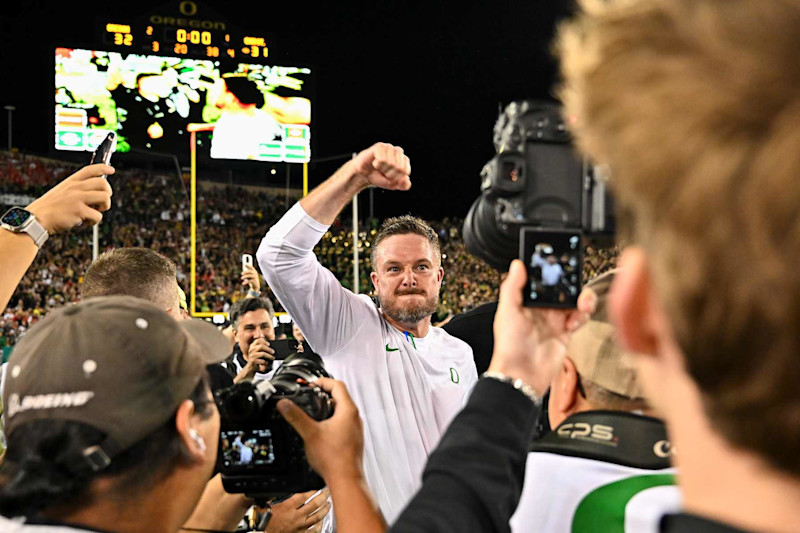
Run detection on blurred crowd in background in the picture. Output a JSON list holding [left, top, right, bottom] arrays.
[[0, 151, 618, 350]]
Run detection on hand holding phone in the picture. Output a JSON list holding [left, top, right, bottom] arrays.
[[24, 165, 114, 234], [242, 253, 254, 272]]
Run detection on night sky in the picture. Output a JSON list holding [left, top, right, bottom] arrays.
[[0, 0, 573, 221]]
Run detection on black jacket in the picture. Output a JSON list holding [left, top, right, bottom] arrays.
[[207, 344, 244, 393]]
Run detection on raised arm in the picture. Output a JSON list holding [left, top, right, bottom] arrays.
[[257, 143, 410, 356], [0, 164, 114, 310], [299, 142, 410, 225]]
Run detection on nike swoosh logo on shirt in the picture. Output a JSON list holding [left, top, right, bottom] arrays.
[[385, 344, 400, 352]]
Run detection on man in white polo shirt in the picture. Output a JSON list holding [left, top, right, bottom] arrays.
[[258, 142, 478, 523]]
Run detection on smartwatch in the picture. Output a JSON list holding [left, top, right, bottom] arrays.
[[1, 207, 49, 248]]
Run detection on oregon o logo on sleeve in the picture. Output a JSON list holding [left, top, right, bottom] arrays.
[[450, 368, 460, 383]]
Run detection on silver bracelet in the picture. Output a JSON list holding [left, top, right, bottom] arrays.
[[482, 371, 543, 406]]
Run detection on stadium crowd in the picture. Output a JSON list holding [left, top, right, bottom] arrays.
[[1, 152, 619, 350], [14, 2, 786, 530]]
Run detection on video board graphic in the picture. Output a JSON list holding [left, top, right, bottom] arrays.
[[55, 47, 311, 162]]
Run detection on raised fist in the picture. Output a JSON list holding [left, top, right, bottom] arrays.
[[349, 142, 411, 191]]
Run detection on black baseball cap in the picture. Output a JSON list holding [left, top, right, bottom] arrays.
[[3, 295, 230, 470]]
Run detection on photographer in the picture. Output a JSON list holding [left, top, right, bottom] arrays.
[[258, 143, 478, 523], [211, 296, 277, 391], [0, 296, 230, 532], [279, 259, 594, 532], [0, 163, 114, 311], [80, 247, 327, 532]]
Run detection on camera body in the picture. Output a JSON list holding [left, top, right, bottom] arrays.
[[215, 351, 333, 499], [463, 100, 615, 307]]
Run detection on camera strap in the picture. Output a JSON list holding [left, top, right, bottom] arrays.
[[529, 410, 672, 470]]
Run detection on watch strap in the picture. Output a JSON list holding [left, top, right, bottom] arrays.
[[22, 215, 49, 248]]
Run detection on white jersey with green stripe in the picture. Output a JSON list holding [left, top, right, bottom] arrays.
[[258, 203, 478, 525], [511, 452, 681, 532]]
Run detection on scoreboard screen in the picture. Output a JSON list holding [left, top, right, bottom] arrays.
[[54, 47, 311, 162], [102, 21, 270, 61]]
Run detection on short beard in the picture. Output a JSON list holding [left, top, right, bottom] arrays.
[[381, 292, 439, 325]]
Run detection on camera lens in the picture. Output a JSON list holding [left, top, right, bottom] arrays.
[[463, 195, 520, 272], [223, 383, 264, 421]]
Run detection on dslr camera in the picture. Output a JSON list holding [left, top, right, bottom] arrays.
[[215, 350, 333, 499], [463, 100, 615, 308]]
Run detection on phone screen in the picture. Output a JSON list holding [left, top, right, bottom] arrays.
[[519, 228, 583, 308]]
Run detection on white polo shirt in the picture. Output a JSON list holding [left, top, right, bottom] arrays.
[[258, 203, 478, 524]]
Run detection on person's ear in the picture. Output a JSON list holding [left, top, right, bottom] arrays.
[[436, 266, 444, 286], [175, 400, 207, 464], [370, 271, 379, 291], [555, 357, 580, 415], [609, 247, 659, 355]]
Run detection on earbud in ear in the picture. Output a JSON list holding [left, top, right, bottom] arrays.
[[189, 428, 206, 453]]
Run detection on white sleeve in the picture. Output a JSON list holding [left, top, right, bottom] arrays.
[[0, 362, 7, 448], [257, 203, 375, 357]]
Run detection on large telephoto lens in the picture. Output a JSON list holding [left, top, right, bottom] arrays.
[[463, 195, 520, 272]]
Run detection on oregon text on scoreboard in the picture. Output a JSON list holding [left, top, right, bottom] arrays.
[[101, 1, 270, 61], [54, 0, 311, 163]]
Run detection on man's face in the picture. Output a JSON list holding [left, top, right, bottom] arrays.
[[234, 309, 275, 358], [370, 234, 444, 325]]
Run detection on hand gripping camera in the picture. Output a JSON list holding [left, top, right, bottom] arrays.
[[463, 100, 615, 308], [215, 351, 333, 500]]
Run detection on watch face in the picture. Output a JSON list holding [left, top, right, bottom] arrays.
[[1, 207, 32, 228]]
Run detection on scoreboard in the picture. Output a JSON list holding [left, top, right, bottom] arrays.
[[55, 2, 312, 162], [100, 1, 270, 61]]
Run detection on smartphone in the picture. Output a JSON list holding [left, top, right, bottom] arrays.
[[90, 132, 116, 170], [269, 339, 312, 360], [519, 227, 583, 308], [242, 253, 253, 272]]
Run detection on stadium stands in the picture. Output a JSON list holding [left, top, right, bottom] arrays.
[[0, 151, 618, 351]]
